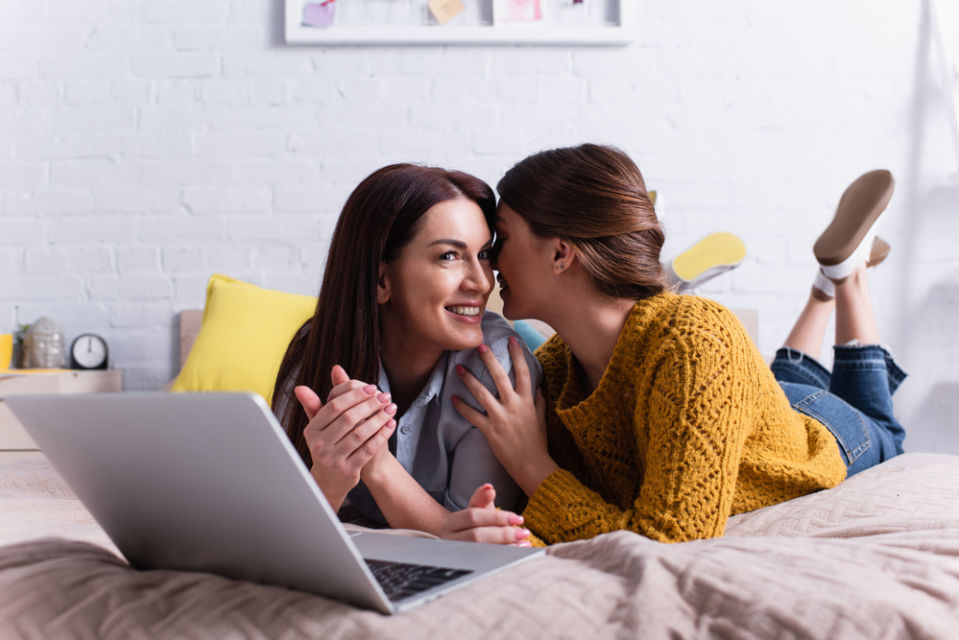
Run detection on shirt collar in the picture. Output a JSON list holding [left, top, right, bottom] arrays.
[[377, 353, 448, 409]]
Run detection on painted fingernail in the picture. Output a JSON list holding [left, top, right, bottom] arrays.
[[363, 384, 377, 395], [516, 540, 532, 548], [478, 344, 489, 354], [515, 528, 531, 540], [384, 403, 397, 415], [455, 364, 466, 376], [508, 514, 524, 526], [386, 419, 396, 429], [377, 392, 391, 403], [509, 336, 518, 347]]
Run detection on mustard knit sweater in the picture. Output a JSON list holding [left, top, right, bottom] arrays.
[[523, 292, 847, 544]]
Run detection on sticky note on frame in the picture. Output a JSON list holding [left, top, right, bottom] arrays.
[[428, 0, 466, 25], [303, 1, 335, 28], [493, 0, 543, 24]]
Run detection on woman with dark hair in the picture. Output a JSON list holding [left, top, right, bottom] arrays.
[[272, 163, 540, 545], [453, 144, 906, 545]]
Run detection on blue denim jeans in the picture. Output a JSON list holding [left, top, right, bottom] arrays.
[[770, 345, 907, 476]]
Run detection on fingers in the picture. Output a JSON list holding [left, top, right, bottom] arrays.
[[451, 394, 488, 429], [447, 525, 532, 546], [335, 400, 396, 453], [446, 505, 520, 532], [508, 336, 532, 397], [330, 364, 350, 387], [321, 385, 378, 421], [326, 365, 367, 402], [475, 343, 514, 399], [454, 364, 497, 414], [444, 508, 531, 545], [345, 416, 396, 468], [335, 392, 395, 440], [294, 385, 322, 420], [309, 385, 393, 445], [535, 388, 546, 422], [327, 378, 368, 403], [467, 483, 496, 510]]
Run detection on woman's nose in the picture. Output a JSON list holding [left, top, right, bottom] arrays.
[[465, 260, 492, 293]]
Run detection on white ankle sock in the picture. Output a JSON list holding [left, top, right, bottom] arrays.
[[813, 269, 835, 298]]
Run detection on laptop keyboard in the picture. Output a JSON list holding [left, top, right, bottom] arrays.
[[365, 559, 473, 601]]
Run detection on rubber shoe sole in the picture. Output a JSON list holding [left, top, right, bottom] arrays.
[[814, 169, 894, 267], [867, 236, 890, 269], [671, 232, 746, 288]]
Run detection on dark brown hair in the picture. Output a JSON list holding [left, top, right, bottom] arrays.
[[272, 163, 496, 467], [497, 143, 666, 299]]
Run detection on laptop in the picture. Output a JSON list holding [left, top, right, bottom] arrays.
[[6, 392, 543, 614]]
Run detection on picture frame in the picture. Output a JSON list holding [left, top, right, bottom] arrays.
[[284, 0, 635, 46]]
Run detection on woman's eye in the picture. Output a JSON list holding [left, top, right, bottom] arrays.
[[478, 248, 492, 261], [439, 251, 458, 262]]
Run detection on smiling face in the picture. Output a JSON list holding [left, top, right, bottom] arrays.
[[378, 197, 494, 356], [493, 203, 555, 321]]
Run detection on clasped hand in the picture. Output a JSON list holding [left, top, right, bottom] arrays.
[[293, 365, 397, 512]]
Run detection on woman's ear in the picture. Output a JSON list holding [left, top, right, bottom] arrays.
[[376, 262, 391, 304], [552, 239, 577, 274]]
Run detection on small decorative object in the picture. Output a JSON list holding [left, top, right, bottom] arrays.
[[22, 317, 67, 369], [70, 333, 110, 370]]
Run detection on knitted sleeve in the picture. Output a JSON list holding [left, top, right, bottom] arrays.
[[631, 319, 755, 541], [524, 307, 757, 543]]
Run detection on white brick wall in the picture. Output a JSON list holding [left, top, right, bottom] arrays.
[[2, 0, 958, 453]]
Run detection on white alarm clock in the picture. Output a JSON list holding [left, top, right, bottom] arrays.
[[69, 333, 109, 370]]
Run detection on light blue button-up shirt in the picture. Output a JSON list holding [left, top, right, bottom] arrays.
[[347, 312, 542, 524]]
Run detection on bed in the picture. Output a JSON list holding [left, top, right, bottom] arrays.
[[1, 450, 958, 638], [2, 284, 958, 637]]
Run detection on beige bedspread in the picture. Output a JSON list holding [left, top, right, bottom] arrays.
[[1, 453, 958, 639]]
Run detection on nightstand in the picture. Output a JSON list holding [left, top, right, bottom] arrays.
[[0, 369, 123, 463]]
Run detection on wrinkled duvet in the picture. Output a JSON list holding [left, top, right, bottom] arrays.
[[1, 453, 958, 639]]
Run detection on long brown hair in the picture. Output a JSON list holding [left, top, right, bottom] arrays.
[[272, 163, 496, 466], [497, 143, 666, 300]]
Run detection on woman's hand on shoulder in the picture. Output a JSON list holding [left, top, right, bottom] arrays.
[[452, 337, 558, 496], [294, 365, 397, 511], [440, 483, 531, 546]]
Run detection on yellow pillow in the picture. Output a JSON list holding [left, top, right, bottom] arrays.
[[170, 274, 316, 404]]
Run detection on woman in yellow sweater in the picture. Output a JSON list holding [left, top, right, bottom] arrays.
[[452, 144, 907, 544]]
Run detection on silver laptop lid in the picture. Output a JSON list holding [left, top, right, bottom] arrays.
[[7, 392, 392, 611]]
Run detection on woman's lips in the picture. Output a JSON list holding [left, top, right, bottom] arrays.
[[446, 305, 480, 317], [445, 305, 483, 324]]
